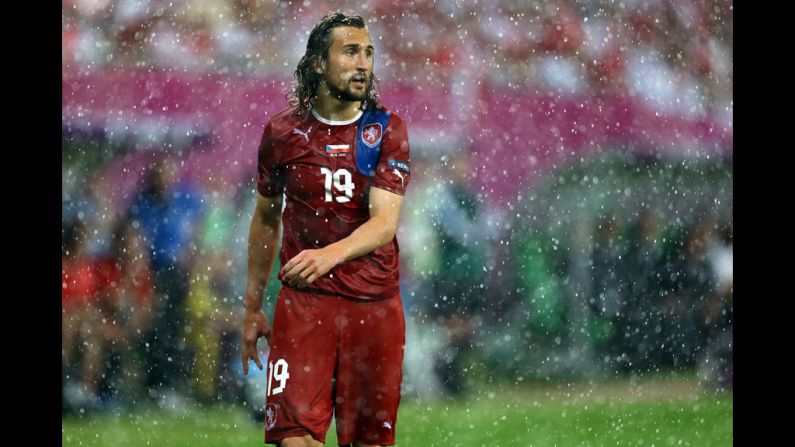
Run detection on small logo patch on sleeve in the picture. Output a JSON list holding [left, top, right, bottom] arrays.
[[388, 159, 410, 174]]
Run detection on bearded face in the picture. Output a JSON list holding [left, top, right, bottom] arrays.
[[317, 26, 374, 103]]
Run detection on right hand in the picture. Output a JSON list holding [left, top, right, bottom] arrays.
[[241, 310, 272, 375]]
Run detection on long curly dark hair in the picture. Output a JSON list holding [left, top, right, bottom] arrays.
[[287, 12, 381, 115]]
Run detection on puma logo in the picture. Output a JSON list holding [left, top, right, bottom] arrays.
[[292, 127, 311, 141], [393, 169, 405, 186]]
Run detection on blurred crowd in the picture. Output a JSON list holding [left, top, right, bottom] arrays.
[[63, 0, 732, 119], [401, 150, 732, 397], [63, 152, 259, 413], [62, 145, 732, 414], [62, 0, 732, 415]]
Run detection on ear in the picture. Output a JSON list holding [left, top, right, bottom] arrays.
[[313, 57, 324, 75]]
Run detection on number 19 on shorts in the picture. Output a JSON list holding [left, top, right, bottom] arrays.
[[267, 359, 290, 396]]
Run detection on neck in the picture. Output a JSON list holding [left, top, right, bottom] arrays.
[[313, 84, 363, 121]]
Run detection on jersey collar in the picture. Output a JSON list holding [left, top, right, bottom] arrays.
[[311, 108, 363, 126]]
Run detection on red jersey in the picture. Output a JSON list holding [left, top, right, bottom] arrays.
[[62, 256, 119, 308], [256, 105, 411, 301]]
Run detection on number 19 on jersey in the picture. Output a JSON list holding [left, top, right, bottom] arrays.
[[320, 167, 354, 203]]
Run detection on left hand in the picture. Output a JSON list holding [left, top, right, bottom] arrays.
[[280, 247, 341, 288]]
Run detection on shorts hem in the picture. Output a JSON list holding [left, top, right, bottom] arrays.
[[336, 437, 396, 446], [265, 426, 325, 445]]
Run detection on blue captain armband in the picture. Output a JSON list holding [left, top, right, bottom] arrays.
[[355, 107, 392, 177]]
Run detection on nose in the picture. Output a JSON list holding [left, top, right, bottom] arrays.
[[356, 51, 370, 72]]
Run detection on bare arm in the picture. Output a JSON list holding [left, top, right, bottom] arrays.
[[280, 187, 404, 288], [241, 192, 283, 374]]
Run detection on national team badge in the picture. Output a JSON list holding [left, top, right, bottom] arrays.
[[362, 123, 383, 148], [265, 403, 278, 430]]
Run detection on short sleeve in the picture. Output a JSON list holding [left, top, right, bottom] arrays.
[[256, 121, 285, 197], [373, 114, 411, 195]]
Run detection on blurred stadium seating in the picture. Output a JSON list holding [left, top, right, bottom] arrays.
[[62, 0, 732, 413]]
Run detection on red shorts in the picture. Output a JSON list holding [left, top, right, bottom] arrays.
[[263, 288, 405, 446]]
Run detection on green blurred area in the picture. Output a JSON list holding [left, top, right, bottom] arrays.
[[63, 376, 732, 447]]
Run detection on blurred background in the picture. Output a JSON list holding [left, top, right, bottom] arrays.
[[62, 0, 732, 445]]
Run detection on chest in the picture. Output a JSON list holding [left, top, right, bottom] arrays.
[[281, 125, 371, 206]]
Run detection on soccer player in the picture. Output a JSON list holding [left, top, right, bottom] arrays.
[[241, 12, 411, 447]]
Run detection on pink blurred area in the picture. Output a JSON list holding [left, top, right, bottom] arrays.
[[62, 0, 732, 209], [63, 66, 731, 209]]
